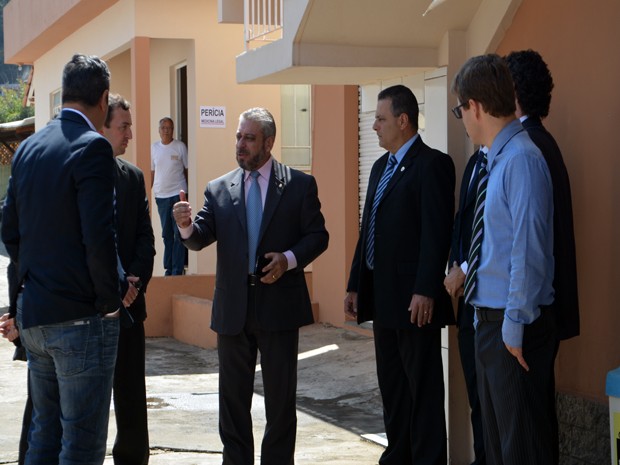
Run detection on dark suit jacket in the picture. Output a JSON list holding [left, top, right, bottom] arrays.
[[183, 159, 328, 335], [115, 157, 155, 322], [347, 136, 456, 329], [1, 109, 121, 329], [449, 151, 478, 330], [522, 117, 579, 340]]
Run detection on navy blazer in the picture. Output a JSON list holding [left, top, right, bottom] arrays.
[[348, 136, 456, 329], [449, 151, 479, 330], [1, 110, 121, 328], [115, 157, 155, 322], [522, 117, 579, 340], [183, 159, 329, 335]]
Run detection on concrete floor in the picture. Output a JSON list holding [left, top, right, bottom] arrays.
[[0, 247, 387, 464]]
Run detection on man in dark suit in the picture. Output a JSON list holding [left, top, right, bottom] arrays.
[[505, 49, 580, 465], [1, 53, 121, 465], [102, 94, 155, 465], [344, 85, 455, 465], [172, 107, 328, 465], [444, 147, 487, 465]]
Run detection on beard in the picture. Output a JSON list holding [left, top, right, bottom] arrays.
[[236, 147, 268, 171]]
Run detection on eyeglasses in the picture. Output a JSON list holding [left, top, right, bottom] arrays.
[[451, 103, 466, 119]]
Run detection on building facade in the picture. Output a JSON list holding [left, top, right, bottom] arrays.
[[4, 0, 619, 463]]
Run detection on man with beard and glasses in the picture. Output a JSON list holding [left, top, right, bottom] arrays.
[[172, 107, 328, 465]]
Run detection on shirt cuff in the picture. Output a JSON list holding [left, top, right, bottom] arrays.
[[460, 260, 469, 274], [502, 317, 524, 348], [283, 250, 297, 271], [178, 223, 193, 240]]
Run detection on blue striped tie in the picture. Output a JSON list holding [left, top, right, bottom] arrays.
[[366, 155, 398, 269], [246, 171, 262, 273], [464, 151, 489, 302]]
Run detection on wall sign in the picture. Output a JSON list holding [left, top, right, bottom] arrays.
[[200, 106, 226, 128]]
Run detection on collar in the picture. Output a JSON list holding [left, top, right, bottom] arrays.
[[62, 108, 97, 131], [392, 134, 419, 164], [487, 119, 523, 169]]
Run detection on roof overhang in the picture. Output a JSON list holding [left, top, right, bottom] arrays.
[[230, 0, 522, 84]]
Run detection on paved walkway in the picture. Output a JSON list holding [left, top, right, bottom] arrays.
[[0, 246, 386, 464]]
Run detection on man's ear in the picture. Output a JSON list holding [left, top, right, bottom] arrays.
[[100, 89, 110, 113], [469, 99, 482, 119], [398, 112, 409, 130]]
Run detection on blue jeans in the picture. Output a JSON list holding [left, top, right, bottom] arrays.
[[156, 195, 186, 275], [16, 297, 119, 465]]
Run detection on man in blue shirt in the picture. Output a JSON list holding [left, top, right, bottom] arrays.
[[451, 54, 556, 465]]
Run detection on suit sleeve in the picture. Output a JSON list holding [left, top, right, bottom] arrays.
[[75, 137, 122, 314], [126, 169, 156, 290], [183, 184, 218, 250], [1, 169, 20, 268], [289, 176, 329, 269], [415, 152, 455, 297]]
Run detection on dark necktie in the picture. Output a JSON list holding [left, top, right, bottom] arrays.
[[246, 171, 263, 273], [460, 149, 485, 262], [464, 151, 489, 303], [366, 155, 398, 269]]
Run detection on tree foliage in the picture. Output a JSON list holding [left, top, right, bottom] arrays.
[[0, 81, 34, 123], [0, 1, 34, 122]]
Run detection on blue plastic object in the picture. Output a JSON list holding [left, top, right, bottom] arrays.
[[606, 367, 620, 397]]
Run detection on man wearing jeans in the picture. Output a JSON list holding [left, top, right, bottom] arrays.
[[151, 117, 188, 275], [1, 54, 122, 465]]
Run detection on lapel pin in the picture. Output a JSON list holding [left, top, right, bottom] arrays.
[[400, 166, 405, 172]]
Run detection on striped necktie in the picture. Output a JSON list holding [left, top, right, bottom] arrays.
[[366, 155, 398, 269], [464, 151, 489, 302], [246, 171, 263, 273]]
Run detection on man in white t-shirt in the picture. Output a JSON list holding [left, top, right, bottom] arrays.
[[151, 117, 188, 275]]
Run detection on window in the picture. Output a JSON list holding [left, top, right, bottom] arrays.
[[50, 89, 61, 117], [280, 85, 311, 171]]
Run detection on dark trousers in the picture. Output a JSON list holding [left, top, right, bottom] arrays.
[[457, 302, 485, 465], [373, 324, 447, 465], [113, 320, 149, 465], [217, 290, 299, 465], [475, 310, 557, 465]]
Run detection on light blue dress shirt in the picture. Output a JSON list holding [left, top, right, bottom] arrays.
[[470, 119, 555, 348]]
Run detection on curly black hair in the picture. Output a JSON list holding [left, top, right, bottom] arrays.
[[504, 50, 554, 119]]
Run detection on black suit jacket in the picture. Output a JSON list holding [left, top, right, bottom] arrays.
[[347, 136, 456, 329], [183, 159, 329, 335], [449, 151, 479, 329], [1, 109, 121, 328], [115, 157, 155, 322], [522, 117, 579, 340]]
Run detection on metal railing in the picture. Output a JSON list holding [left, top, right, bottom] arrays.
[[244, 0, 283, 50]]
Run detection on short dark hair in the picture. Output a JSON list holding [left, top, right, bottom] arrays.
[[240, 107, 276, 140], [451, 54, 516, 118], [377, 85, 419, 131], [504, 50, 553, 119], [105, 94, 131, 128], [61, 54, 110, 107]]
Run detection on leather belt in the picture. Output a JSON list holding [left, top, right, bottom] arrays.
[[474, 306, 504, 322], [248, 274, 260, 286]]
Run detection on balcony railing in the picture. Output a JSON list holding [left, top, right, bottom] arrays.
[[244, 0, 283, 50]]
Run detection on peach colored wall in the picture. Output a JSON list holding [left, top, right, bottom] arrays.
[[310, 85, 361, 327], [144, 273, 315, 338], [144, 274, 214, 337], [172, 295, 217, 349], [496, 0, 620, 402]]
